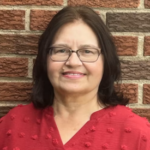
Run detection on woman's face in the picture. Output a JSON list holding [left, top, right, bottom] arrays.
[[47, 20, 104, 95]]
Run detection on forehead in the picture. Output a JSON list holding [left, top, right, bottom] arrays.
[[52, 20, 99, 47]]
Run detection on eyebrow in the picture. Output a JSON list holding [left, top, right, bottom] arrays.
[[51, 44, 69, 47], [51, 44, 100, 49], [80, 44, 99, 49]]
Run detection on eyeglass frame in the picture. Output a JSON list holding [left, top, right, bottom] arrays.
[[49, 46, 102, 63]]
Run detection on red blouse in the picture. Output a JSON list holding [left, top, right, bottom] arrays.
[[0, 103, 150, 150]]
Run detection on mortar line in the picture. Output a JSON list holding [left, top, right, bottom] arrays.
[[128, 104, 150, 108], [96, 10, 106, 24], [0, 79, 150, 83], [27, 57, 33, 78], [25, 9, 30, 31], [119, 56, 150, 60], [0, 55, 149, 60], [64, 0, 68, 6], [0, 6, 64, 10], [137, 36, 144, 57], [1, 31, 150, 36], [0, 54, 36, 58], [120, 80, 150, 84], [0, 79, 32, 82], [112, 32, 150, 36], [138, 83, 143, 104], [138, 0, 145, 9], [0, 101, 29, 107], [0, 6, 150, 12]]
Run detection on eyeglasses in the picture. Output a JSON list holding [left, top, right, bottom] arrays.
[[49, 46, 101, 62]]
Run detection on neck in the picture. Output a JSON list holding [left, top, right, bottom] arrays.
[[52, 90, 104, 119]]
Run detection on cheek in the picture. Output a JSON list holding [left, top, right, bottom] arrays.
[[92, 66, 103, 79], [87, 59, 104, 79], [47, 59, 64, 78]]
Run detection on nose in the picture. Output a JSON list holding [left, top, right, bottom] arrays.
[[65, 51, 82, 66]]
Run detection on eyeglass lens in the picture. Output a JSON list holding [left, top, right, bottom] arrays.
[[50, 47, 100, 62]]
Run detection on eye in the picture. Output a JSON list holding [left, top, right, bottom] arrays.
[[57, 49, 66, 53], [53, 47, 69, 54], [81, 49, 95, 54], [84, 50, 93, 53]]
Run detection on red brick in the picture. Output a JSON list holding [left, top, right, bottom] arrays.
[[0, 10, 25, 30], [143, 84, 150, 104], [0, 0, 63, 5], [113, 36, 138, 56], [107, 13, 150, 32], [30, 10, 58, 31], [0, 34, 39, 55], [144, 36, 150, 56], [115, 84, 138, 103], [145, 0, 150, 8], [121, 60, 150, 80], [68, 0, 139, 8], [132, 108, 150, 121], [0, 82, 32, 101], [0, 58, 28, 77]]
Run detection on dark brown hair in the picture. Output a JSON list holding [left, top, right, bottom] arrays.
[[32, 6, 129, 108]]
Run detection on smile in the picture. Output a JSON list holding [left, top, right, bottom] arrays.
[[62, 72, 85, 79], [63, 73, 84, 76]]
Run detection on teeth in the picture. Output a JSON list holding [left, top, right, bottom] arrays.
[[64, 73, 82, 75]]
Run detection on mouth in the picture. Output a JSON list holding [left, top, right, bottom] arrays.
[[62, 71, 86, 78], [62, 71, 86, 75]]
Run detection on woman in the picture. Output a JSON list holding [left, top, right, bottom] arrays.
[[0, 6, 150, 150]]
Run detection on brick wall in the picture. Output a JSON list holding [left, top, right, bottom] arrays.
[[0, 0, 150, 121]]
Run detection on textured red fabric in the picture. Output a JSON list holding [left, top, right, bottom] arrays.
[[0, 103, 150, 150]]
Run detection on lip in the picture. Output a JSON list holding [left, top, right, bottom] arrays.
[[62, 71, 86, 79]]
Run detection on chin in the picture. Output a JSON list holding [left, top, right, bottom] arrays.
[[59, 86, 86, 94]]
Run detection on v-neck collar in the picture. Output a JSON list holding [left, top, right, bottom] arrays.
[[44, 105, 111, 149]]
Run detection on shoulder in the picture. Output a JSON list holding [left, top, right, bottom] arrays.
[[0, 103, 32, 125], [9, 103, 37, 114], [113, 105, 149, 125], [108, 105, 150, 129], [105, 105, 133, 122], [0, 103, 34, 121], [107, 105, 150, 149], [0, 103, 48, 123], [0, 103, 54, 128], [0, 103, 45, 132], [0, 103, 50, 148], [0, 103, 54, 148]]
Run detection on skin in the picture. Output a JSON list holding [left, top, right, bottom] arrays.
[[47, 20, 104, 144]]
